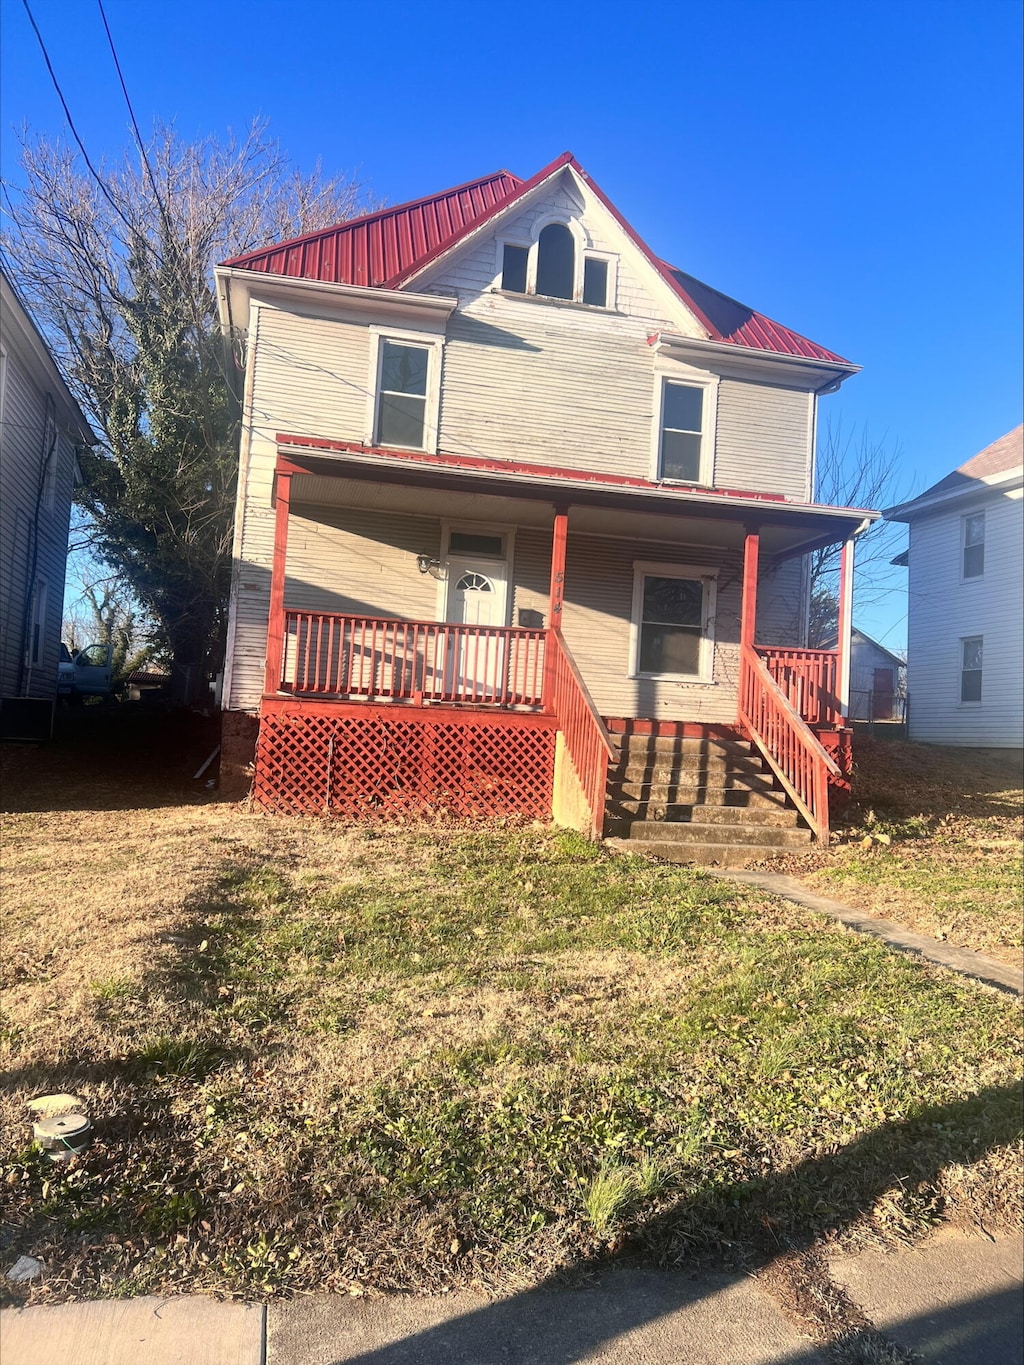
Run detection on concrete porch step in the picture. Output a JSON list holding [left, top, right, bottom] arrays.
[[607, 779, 785, 807], [610, 819, 811, 846], [610, 735, 752, 758], [612, 761, 770, 786], [605, 837, 797, 868], [605, 803, 803, 830]]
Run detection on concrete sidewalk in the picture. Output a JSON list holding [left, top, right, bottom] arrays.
[[2, 1232, 1020, 1365]]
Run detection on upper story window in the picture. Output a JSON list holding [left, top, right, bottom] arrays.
[[659, 381, 708, 483], [377, 340, 428, 447], [535, 224, 575, 300], [501, 245, 528, 295], [498, 224, 615, 308], [962, 512, 985, 578]]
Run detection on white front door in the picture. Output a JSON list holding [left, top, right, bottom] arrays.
[[443, 555, 509, 697]]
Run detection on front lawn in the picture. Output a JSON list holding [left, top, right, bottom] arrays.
[[778, 740, 1023, 967], [2, 727, 1020, 1304]]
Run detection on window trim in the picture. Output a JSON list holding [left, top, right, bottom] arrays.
[[960, 510, 985, 581], [495, 220, 618, 309], [650, 369, 718, 487], [629, 561, 718, 683], [959, 634, 983, 706], [365, 327, 444, 453]]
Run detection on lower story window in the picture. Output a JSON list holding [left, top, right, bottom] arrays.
[[960, 635, 983, 702], [632, 564, 716, 680]]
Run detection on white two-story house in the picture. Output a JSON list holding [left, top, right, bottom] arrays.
[[886, 425, 1023, 750], [215, 153, 877, 856]]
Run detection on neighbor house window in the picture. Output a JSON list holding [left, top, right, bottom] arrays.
[[376, 340, 429, 448], [631, 564, 716, 680], [659, 381, 706, 482], [962, 512, 985, 578], [960, 636, 983, 702]]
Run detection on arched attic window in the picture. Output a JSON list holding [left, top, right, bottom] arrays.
[[535, 223, 575, 299]]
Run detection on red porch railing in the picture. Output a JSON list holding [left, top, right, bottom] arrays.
[[280, 611, 547, 708], [758, 646, 841, 726], [547, 630, 615, 838], [738, 644, 840, 845]]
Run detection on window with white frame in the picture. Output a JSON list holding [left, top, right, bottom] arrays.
[[658, 380, 710, 483], [631, 564, 716, 680], [962, 512, 985, 579], [960, 635, 983, 703], [498, 224, 615, 308], [373, 336, 439, 450]]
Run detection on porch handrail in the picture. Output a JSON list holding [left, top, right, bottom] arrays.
[[738, 643, 840, 845], [280, 611, 546, 708], [547, 630, 615, 839], [757, 645, 841, 726]]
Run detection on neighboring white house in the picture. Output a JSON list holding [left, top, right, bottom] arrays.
[[1, 270, 95, 712], [885, 425, 1023, 748]]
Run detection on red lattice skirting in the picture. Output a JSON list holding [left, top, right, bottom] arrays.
[[254, 698, 556, 821]]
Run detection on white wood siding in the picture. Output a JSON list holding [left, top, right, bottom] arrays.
[[906, 489, 1023, 747], [0, 345, 76, 699], [715, 380, 813, 498], [225, 174, 825, 710]]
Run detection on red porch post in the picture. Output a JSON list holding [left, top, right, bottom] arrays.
[[740, 529, 760, 651], [264, 470, 292, 695], [543, 504, 569, 708], [836, 536, 854, 718]]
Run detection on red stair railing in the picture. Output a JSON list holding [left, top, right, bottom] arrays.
[[738, 643, 840, 845]]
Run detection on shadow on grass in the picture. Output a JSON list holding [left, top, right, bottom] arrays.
[[324, 1082, 1023, 1365], [1, 705, 227, 813]]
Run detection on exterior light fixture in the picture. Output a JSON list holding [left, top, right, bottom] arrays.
[[416, 553, 443, 578]]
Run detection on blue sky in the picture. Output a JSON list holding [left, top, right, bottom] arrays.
[[2, 0, 1021, 648]]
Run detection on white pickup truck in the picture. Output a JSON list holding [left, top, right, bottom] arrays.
[[57, 642, 114, 702]]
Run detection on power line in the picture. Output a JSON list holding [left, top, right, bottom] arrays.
[[95, 0, 175, 250], [18, 0, 142, 247]]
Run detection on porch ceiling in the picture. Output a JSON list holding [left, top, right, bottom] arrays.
[[283, 447, 874, 559]]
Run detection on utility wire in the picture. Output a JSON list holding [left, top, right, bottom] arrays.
[[95, 0, 176, 252], [18, 0, 144, 247]]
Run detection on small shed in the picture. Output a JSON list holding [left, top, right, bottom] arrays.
[[847, 628, 905, 721]]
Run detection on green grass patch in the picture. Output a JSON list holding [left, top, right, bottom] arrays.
[[2, 823, 1021, 1303]]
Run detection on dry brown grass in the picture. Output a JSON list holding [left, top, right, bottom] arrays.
[[1, 711, 1021, 1305], [760, 739, 1023, 967]]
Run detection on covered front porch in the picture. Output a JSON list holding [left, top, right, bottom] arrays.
[[248, 437, 871, 841]]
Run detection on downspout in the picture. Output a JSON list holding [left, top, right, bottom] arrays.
[[18, 394, 57, 696]]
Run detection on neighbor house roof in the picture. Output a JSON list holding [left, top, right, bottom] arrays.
[[885, 425, 1024, 521], [221, 153, 850, 367]]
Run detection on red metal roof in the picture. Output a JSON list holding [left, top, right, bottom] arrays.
[[659, 267, 850, 364], [222, 155, 849, 366], [222, 170, 523, 287]]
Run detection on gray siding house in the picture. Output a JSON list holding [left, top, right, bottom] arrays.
[[1, 270, 94, 708]]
